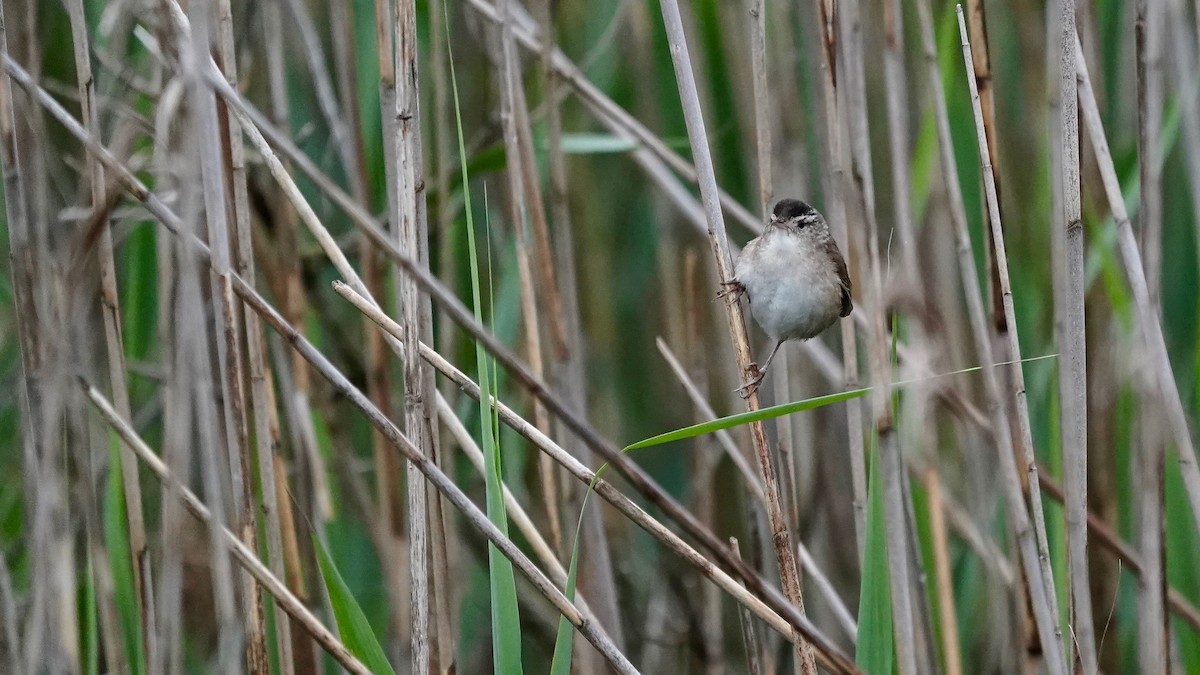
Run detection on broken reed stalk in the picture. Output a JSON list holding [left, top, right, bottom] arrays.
[[731, 537, 763, 675], [918, 3, 1068, 671], [654, 1, 817, 672], [83, 382, 373, 675]]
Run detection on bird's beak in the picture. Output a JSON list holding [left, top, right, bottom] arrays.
[[768, 215, 780, 227]]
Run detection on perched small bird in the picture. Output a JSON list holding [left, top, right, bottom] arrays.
[[722, 198, 852, 394]]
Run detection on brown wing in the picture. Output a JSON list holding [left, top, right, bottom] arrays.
[[825, 237, 853, 317]]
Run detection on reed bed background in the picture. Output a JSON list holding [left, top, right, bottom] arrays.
[[1, 0, 1199, 672]]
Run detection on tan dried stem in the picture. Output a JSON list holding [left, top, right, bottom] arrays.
[[654, 1, 817, 672], [960, 6, 1094, 672], [918, 4, 1067, 671]]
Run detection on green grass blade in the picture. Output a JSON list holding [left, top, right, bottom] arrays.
[[549, 490, 593, 675], [623, 354, 1058, 452], [446, 6, 523, 672], [312, 535, 396, 675], [856, 442, 894, 673], [104, 437, 144, 675], [623, 387, 871, 451]]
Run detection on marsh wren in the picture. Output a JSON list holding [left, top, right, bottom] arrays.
[[722, 199, 853, 395]]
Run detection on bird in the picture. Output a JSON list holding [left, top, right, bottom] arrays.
[[721, 198, 853, 395]]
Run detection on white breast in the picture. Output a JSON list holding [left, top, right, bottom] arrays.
[[736, 230, 843, 341]]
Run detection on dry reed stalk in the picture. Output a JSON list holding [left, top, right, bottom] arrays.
[[327, 0, 410, 646], [211, 0, 289, 669], [655, 1, 816, 671], [148, 77, 186, 675], [923, 469, 963, 675], [389, 0, 433, 669], [175, 3, 257, 670], [959, 6, 1096, 672], [1134, 9, 1169, 672], [1050, 0, 1098, 669], [359, 0, 409, 653], [1071, 10, 1200, 538], [917, 3, 1067, 671], [338, 284, 861, 672], [964, 0, 1006, 332], [534, 0, 569, 562], [495, 0, 624, 653], [730, 538, 763, 675], [173, 150, 241, 674], [749, 0, 799, 534], [883, 0, 919, 283], [261, 0, 333, 572], [656, 338, 767, 505], [83, 381, 374, 675], [256, 1, 306, 668], [1135, 1, 1164, 303], [812, 0, 869, 560], [840, 0, 929, 669], [1077, 25, 1171, 670], [0, 4, 63, 668], [63, 0, 152, 649]]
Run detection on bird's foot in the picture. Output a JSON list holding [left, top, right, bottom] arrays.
[[717, 279, 746, 302], [735, 363, 765, 399]]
